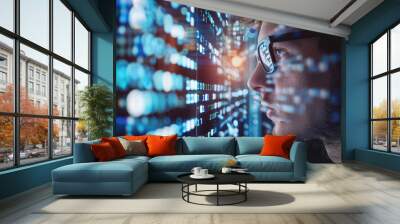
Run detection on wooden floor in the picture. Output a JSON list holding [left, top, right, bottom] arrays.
[[1, 162, 400, 224]]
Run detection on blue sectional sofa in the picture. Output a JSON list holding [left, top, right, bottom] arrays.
[[52, 137, 307, 196]]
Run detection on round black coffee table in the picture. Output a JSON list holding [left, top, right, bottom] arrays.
[[177, 173, 255, 206]]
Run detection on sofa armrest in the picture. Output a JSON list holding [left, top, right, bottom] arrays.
[[73, 140, 100, 163], [289, 141, 307, 181]]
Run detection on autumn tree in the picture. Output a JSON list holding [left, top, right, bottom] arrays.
[[0, 85, 14, 151], [372, 99, 400, 143], [0, 84, 60, 154]]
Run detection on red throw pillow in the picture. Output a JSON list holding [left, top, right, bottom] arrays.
[[101, 137, 126, 158], [260, 135, 296, 159], [146, 135, 177, 157], [91, 142, 117, 161]]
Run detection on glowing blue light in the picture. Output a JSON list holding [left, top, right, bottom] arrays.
[[116, 60, 128, 90], [163, 14, 173, 33], [170, 2, 180, 9]]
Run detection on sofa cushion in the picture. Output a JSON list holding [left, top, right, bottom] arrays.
[[101, 137, 127, 158], [149, 154, 235, 172], [235, 137, 264, 155], [91, 142, 118, 161], [53, 158, 147, 183], [236, 155, 293, 172], [147, 135, 177, 157], [116, 155, 150, 163], [118, 138, 147, 156], [180, 137, 235, 155], [123, 135, 148, 141], [260, 135, 296, 159]]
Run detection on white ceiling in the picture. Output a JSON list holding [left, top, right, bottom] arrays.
[[227, 0, 353, 23], [168, 0, 384, 38]]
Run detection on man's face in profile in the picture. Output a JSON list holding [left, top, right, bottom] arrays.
[[248, 23, 334, 138]]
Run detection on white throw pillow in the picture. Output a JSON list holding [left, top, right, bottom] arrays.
[[118, 137, 147, 156]]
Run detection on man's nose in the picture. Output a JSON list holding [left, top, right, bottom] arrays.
[[247, 63, 275, 93]]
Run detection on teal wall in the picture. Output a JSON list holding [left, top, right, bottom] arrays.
[[345, 0, 400, 170], [92, 33, 114, 87], [91, 32, 114, 135], [0, 1, 114, 200], [0, 158, 72, 199]]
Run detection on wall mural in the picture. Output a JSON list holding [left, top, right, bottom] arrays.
[[116, 0, 343, 162]]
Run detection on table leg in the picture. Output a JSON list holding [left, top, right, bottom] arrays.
[[187, 184, 190, 202], [245, 183, 247, 201], [217, 184, 219, 206]]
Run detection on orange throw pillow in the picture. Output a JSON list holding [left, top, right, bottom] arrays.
[[260, 135, 296, 159], [123, 135, 148, 141], [101, 137, 126, 158], [91, 142, 117, 161], [146, 135, 177, 157]]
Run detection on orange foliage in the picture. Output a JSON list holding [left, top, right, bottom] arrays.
[[0, 84, 59, 150]]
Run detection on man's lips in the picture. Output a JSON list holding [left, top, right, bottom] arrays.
[[263, 103, 290, 123]]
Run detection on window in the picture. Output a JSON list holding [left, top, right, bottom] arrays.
[[53, 59, 72, 117], [0, 0, 14, 32], [0, 71, 6, 85], [0, 1, 91, 170], [35, 84, 40, 95], [74, 69, 89, 118], [0, 116, 13, 170], [20, 0, 49, 49], [28, 67, 34, 80], [53, 0, 72, 60], [42, 85, 46, 97], [370, 22, 400, 154], [52, 119, 72, 158], [19, 117, 49, 165], [74, 17, 90, 70], [0, 34, 13, 113], [35, 70, 40, 81], [28, 81, 34, 94], [74, 69, 89, 142], [0, 54, 8, 89], [0, 55, 7, 67]]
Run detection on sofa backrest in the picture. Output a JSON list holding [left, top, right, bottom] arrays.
[[235, 137, 264, 155], [178, 137, 235, 155], [74, 136, 265, 162], [73, 139, 100, 163]]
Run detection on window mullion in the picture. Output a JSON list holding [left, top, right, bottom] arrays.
[[48, 0, 54, 160], [388, 30, 391, 152], [71, 10, 76, 155], [13, 0, 20, 167]]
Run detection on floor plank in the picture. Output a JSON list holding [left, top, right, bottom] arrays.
[[1, 162, 400, 224]]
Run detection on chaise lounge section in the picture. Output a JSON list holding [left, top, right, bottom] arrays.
[[52, 137, 307, 196]]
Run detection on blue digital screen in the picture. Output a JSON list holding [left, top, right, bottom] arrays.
[[116, 0, 342, 162]]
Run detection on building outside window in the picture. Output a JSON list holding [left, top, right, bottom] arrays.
[[0, 54, 7, 89], [0, 71, 6, 84], [28, 66, 34, 79], [35, 70, 40, 81], [370, 22, 400, 154], [28, 81, 34, 94], [35, 83, 40, 95], [0, 54, 7, 67], [0, 0, 91, 170], [41, 85, 46, 97]]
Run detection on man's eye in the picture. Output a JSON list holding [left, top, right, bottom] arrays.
[[274, 48, 288, 58]]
